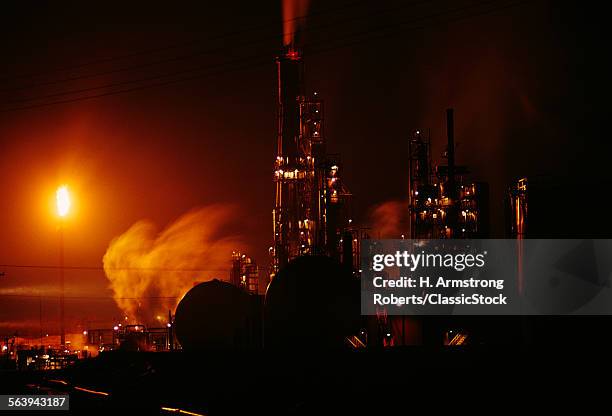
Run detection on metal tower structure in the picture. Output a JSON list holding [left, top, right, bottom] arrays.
[[271, 46, 354, 278]]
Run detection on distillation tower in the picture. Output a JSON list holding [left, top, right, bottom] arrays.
[[270, 46, 354, 278], [408, 109, 489, 239]]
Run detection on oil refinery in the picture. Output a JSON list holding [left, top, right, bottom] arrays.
[[0, 0, 607, 412]]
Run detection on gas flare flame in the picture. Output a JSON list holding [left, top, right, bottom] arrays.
[[56, 185, 70, 218]]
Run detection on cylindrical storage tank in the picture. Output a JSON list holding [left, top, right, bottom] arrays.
[[264, 255, 360, 348], [175, 279, 254, 350]]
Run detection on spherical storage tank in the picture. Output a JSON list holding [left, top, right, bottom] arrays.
[[174, 279, 253, 350], [264, 255, 361, 348]]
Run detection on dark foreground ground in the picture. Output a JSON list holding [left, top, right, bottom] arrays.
[[1, 344, 608, 415]]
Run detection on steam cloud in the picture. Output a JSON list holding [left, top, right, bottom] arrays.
[[283, 0, 310, 46], [103, 205, 244, 323], [368, 200, 410, 239]]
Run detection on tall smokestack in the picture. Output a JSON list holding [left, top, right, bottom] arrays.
[[276, 47, 304, 160], [446, 108, 457, 236], [272, 47, 305, 273], [447, 108, 455, 190]]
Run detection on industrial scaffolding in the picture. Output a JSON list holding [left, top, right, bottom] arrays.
[[408, 110, 489, 240], [270, 46, 355, 278], [231, 251, 259, 295]]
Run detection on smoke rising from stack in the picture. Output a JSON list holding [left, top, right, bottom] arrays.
[[368, 200, 410, 238], [283, 0, 310, 46], [103, 205, 244, 323]]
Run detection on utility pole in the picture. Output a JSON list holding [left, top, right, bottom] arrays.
[[59, 223, 65, 348], [39, 295, 43, 348]]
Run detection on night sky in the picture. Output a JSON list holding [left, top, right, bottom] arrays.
[[0, 0, 607, 335]]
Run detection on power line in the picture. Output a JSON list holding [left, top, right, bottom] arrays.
[[0, 0, 529, 113], [0, 264, 227, 272], [0, 0, 510, 109], [0, 56, 269, 112], [0, 0, 433, 99], [2, 50, 270, 105], [0, 0, 371, 84], [0, 293, 181, 300], [312, 0, 531, 54]]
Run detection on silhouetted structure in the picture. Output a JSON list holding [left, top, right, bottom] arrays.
[[388, 109, 492, 348], [174, 280, 261, 350], [265, 255, 360, 348], [507, 175, 612, 238]]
